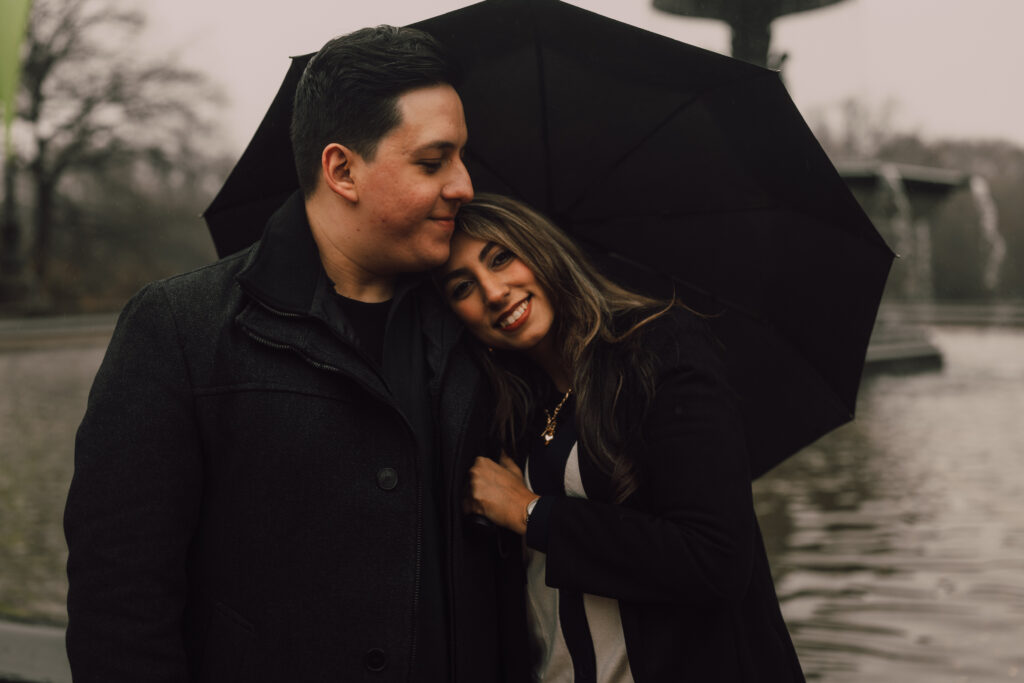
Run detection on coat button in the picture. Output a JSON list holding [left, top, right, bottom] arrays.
[[376, 467, 398, 491], [364, 648, 387, 672]]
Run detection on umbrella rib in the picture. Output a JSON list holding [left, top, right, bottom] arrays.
[[584, 244, 763, 324], [602, 252, 856, 422], [528, 0, 555, 213], [663, 275, 857, 427], [463, 149, 519, 196], [604, 203, 784, 221], [564, 69, 778, 217], [563, 91, 700, 216]]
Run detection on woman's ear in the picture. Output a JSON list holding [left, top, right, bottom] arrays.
[[321, 143, 359, 203]]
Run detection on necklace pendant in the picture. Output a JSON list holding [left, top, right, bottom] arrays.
[[540, 388, 571, 447]]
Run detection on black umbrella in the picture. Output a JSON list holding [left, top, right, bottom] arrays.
[[204, 0, 893, 478]]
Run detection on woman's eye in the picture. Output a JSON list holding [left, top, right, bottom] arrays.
[[419, 160, 442, 173], [491, 250, 515, 267], [449, 281, 472, 300]]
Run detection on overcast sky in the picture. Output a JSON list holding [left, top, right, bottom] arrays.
[[139, 0, 1023, 157]]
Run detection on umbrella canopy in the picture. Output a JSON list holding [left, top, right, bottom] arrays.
[[204, 0, 893, 478]]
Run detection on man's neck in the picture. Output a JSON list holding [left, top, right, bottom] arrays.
[[317, 247, 395, 303], [306, 197, 395, 303]]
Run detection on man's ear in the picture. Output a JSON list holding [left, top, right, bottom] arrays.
[[321, 143, 359, 202]]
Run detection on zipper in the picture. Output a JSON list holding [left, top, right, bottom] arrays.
[[240, 301, 410, 425], [244, 330, 341, 374], [249, 299, 391, 387]]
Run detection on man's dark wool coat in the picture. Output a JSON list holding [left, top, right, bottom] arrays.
[[64, 193, 526, 683]]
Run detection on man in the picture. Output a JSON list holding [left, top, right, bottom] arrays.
[[65, 26, 523, 682]]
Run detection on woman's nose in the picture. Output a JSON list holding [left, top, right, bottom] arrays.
[[480, 277, 509, 306]]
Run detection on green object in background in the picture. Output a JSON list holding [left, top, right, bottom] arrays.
[[0, 0, 33, 158]]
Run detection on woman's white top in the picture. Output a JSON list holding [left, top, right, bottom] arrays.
[[524, 435, 635, 683]]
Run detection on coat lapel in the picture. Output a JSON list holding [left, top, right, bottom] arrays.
[[419, 289, 484, 495], [232, 191, 391, 402]]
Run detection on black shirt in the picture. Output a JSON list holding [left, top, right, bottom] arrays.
[[333, 294, 390, 367]]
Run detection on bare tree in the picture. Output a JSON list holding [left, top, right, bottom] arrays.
[[809, 97, 903, 161], [2, 0, 223, 304]]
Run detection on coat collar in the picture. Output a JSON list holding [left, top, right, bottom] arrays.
[[232, 191, 484, 491], [236, 191, 322, 316], [233, 190, 468, 381]]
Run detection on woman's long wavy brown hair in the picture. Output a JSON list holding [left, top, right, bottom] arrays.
[[450, 193, 676, 502]]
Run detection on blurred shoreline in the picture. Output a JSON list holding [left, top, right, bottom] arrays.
[[0, 315, 117, 353]]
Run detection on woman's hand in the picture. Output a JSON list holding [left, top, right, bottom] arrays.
[[465, 453, 539, 535]]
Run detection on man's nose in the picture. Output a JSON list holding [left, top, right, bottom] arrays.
[[443, 157, 473, 203]]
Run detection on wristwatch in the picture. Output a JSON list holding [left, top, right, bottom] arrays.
[[525, 496, 540, 527]]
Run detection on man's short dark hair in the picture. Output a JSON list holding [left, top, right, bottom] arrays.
[[291, 25, 458, 197]]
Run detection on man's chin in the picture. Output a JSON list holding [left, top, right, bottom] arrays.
[[418, 244, 452, 272]]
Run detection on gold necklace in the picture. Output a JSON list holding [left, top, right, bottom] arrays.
[[541, 388, 573, 446]]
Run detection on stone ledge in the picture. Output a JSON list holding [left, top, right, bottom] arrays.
[[0, 621, 69, 683]]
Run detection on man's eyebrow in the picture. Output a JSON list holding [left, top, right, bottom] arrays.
[[414, 140, 458, 154]]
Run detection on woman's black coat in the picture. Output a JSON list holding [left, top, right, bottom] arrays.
[[522, 309, 805, 682]]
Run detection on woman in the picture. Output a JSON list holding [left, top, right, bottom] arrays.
[[439, 194, 804, 682]]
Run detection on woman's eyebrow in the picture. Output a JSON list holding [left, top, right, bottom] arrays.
[[439, 268, 467, 286], [478, 242, 498, 262], [439, 242, 499, 286]]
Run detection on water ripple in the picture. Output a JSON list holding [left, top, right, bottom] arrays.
[[756, 327, 1024, 681]]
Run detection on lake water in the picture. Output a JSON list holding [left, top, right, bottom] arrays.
[[755, 327, 1024, 682], [1, 325, 1023, 680]]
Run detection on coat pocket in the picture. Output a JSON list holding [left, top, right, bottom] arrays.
[[199, 601, 256, 683]]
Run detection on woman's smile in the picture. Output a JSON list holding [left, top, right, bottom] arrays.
[[497, 296, 531, 330]]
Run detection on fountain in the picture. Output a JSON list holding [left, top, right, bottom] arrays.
[[970, 175, 1005, 293], [652, 0, 848, 68], [837, 161, 1006, 370]]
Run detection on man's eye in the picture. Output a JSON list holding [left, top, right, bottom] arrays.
[[419, 160, 442, 173]]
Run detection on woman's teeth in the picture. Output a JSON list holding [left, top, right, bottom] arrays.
[[499, 299, 529, 328]]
